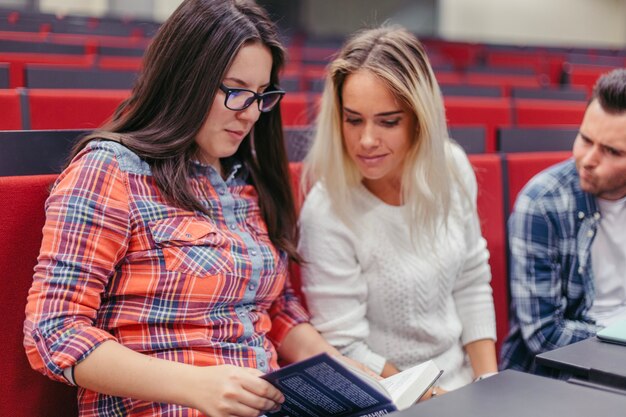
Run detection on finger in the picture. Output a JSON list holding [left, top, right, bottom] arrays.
[[240, 374, 284, 404], [222, 400, 270, 417], [243, 367, 264, 377], [232, 387, 282, 414]]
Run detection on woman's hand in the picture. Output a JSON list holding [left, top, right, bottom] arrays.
[[335, 355, 383, 380], [191, 365, 284, 417]]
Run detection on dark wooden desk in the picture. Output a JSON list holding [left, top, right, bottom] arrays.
[[536, 336, 626, 389], [396, 370, 626, 417]]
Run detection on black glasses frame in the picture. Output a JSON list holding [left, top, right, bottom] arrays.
[[219, 84, 285, 113]]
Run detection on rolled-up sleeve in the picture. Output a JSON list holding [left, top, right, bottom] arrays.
[[267, 264, 311, 347], [24, 148, 131, 383]]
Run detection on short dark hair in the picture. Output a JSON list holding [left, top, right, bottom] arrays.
[[72, 0, 300, 261], [592, 68, 626, 113]]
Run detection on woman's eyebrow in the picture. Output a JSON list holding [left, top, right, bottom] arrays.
[[343, 107, 403, 117], [223, 77, 270, 89]]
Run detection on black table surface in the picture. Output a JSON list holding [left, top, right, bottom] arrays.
[[395, 369, 626, 417], [536, 336, 626, 387]]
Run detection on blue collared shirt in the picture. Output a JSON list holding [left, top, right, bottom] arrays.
[[500, 158, 603, 374]]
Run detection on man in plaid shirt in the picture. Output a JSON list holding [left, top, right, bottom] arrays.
[[500, 69, 626, 374]]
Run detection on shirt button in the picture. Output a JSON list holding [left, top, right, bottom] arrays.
[[259, 361, 266, 367], [587, 230, 594, 237], [229, 223, 237, 230], [578, 267, 584, 274], [219, 188, 226, 195], [594, 212, 601, 220], [250, 249, 257, 256], [248, 283, 256, 290], [578, 211, 585, 219]]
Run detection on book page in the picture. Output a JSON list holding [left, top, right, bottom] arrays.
[[379, 360, 442, 410]]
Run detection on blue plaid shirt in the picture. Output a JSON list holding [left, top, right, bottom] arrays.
[[500, 158, 603, 374]]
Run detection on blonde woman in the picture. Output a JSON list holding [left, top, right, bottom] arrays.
[[299, 26, 498, 393]]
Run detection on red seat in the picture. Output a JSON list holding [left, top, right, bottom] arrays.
[[0, 53, 94, 88], [0, 89, 22, 130], [505, 151, 572, 212], [0, 174, 78, 417], [98, 56, 143, 71], [281, 93, 313, 126], [569, 64, 620, 94], [446, 97, 512, 153], [513, 98, 586, 127], [468, 154, 507, 355], [27, 89, 129, 129], [485, 51, 565, 85], [464, 73, 543, 95]]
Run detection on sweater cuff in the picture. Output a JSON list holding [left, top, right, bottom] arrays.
[[461, 322, 497, 346], [342, 343, 387, 375]]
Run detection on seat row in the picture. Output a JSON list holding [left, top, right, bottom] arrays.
[[0, 8, 160, 38], [0, 89, 586, 152]]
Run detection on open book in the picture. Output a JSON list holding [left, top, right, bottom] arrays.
[[262, 353, 442, 417]]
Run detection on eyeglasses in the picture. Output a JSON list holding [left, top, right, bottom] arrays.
[[219, 84, 285, 113]]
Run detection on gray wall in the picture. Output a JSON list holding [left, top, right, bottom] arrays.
[[299, 0, 437, 38], [2, 0, 626, 48]]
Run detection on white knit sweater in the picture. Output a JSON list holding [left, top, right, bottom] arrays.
[[298, 145, 496, 390]]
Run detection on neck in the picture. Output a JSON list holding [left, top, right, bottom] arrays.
[[196, 152, 223, 177], [362, 178, 403, 206]]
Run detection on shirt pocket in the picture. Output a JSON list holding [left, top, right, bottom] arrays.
[[149, 217, 232, 277]]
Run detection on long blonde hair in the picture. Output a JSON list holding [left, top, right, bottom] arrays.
[[303, 26, 469, 247]]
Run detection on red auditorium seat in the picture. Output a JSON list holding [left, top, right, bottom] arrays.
[[0, 53, 94, 88], [27, 88, 129, 129], [435, 71, 464, 84], [485, 51, 566, 85], [98, 56, 142, 71], [288, 162, 308, 308], [568, 64, 618, 94], [281, 92, 314, 126], [0, 174, 78, 417], [433, 41, 484, 70], [464, 72, 543, 95], [513, 99, 586, 127], [505, 151, 572, 212], [445, 97, 512, 153], [468, 154, 508, 354], [0, 89, 22, 129]]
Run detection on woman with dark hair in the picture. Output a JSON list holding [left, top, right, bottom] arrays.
[[24, 1, 342, 416]]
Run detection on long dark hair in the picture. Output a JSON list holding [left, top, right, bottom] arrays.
[[70, 0, 300, 262]]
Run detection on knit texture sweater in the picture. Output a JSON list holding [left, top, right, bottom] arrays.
[[298, 145, 496, 390]]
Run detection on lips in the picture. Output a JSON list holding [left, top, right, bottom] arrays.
[[225, 129, 246, 140], [358, 154, 388, 166], [579, 169, 595, 183]]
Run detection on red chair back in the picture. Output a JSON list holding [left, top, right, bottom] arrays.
[[0, 174, 78, 417]]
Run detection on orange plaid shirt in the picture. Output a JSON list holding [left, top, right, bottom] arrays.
[[24, 141, 309, 416]]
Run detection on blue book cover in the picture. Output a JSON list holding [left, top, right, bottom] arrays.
[[262, 353, 441, 417]]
